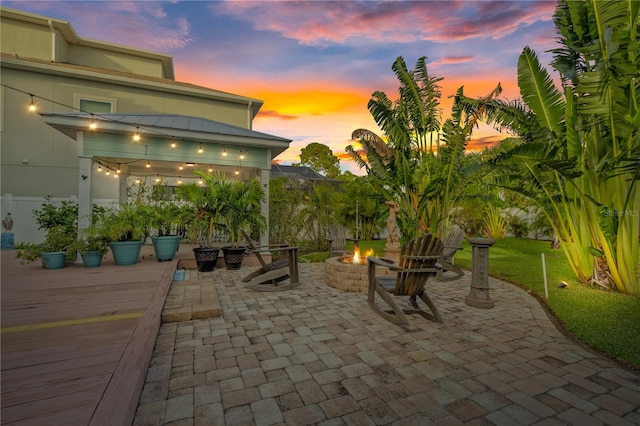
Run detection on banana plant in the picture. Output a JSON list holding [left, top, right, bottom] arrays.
[[461, 0, 639, 294]]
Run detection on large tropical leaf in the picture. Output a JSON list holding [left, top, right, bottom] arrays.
[[517, 46, 565, 139]]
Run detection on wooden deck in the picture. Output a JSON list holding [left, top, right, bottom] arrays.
[[0, 246, 187, 425]]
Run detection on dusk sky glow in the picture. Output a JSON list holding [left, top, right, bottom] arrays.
[[7, 0, 559, 174]]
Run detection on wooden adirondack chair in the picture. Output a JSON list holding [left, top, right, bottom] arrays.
[[241, 230, 300, 291], [326, 223, 349, 258], [436, 226, 466, 282], [367, 233, 444, 327]]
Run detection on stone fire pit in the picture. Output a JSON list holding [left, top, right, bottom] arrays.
[[325, 256, 393, 293]]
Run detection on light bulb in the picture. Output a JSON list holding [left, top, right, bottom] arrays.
[[178, 177, 182, 184], [105, 170, 110, 175], [133, 127, 140, 141], [234, 168, 240, 175], [198, 143, 203, 154], [146, 161, 151, 168], [89, 114, 97, 130], [240, 151, 245, 160], [155, 176, 161, 183], [28, 95, 36, 112], [222, 149, 227, 157], [208, 165, 213, 172], [198, 180, 203, 185], [97, 165, 102, 172], [170, 141, 177, 148], [179, 164, 183, 171]]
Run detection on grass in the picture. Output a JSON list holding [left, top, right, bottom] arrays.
[[302, 237, 640, 370]]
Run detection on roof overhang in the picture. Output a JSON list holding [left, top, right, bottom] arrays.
[[40, 112, 292, 158]]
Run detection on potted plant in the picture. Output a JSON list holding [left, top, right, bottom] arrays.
[[97, 202, 152, 266], [16, 225, 76, 269], [221, 178, 267, 270], [176, 171, 230, 272], [149, 202, 185, 262], [15, 196, 78, 269]]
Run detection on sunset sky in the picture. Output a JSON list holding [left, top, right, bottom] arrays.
[[7, 0, 559, 174]]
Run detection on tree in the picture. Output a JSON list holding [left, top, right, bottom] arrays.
[[298, 142, 341, 178], [347, 56, 500, 242], [461, 0, 639, 294]]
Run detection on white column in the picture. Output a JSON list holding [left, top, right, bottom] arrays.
[[77, 131, 92, 263]]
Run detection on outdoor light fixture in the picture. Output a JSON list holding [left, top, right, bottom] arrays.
[[105, 169, 110, 175], [179, 163, 184, 171], [240, 151, 245, 160], [177, 177, 182, 184], [133, 127, 141, 141], [198, 143, 203, 154], [146, 161, 151, 168], [89, 114, 97, 130], [97, 164, 102, 172], [208, 165, 213, 172], [222, 148, 228, 157], [28, 95, 36, 112], [155, 176, 161, 183]]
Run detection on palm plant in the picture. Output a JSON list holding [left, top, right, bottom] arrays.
[[460, 0, 639, 294], [347, 56, 500, 243]]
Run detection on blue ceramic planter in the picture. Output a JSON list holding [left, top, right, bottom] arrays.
[[110, 240, 143, 266], [151, 235, 181, 262], [41, 251, 67, 269], [81, 251, 103, 268]]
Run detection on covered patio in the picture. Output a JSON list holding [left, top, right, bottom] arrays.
[[39, 112, 292, 246]]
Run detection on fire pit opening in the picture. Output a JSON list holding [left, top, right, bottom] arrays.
[[325, 245, 392, 293]]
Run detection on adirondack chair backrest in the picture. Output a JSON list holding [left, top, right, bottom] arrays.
[[441, 227, 465, 263], [327, 223, 347, 254], [241, 230, 270, 270], [394, 233, 443, 296]]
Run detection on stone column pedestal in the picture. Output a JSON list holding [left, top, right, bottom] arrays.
[[465, 237, 495, 309], [384, 245, 400, 263]]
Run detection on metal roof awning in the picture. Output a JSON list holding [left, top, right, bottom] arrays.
[[40, 112, 292, 158]]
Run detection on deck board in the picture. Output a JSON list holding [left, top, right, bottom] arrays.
[[1, 245, 184, 425]]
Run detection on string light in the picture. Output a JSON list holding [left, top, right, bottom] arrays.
[[208, 165, 213, 172], [146, 161, 151, 168], [170, 141, 177, 148], [222, 148, 228, 157], [133, 127, 140, 141], [89, 113, 97, 130], [178, 163, 183, 171], [28, 95, 36, 112], [177, 176, 182, 184], [198, 143, 203, 154], [239, 150, 245, 160], [234, 167, 240, 175], [116, 165, 121, 174], [105, 169, 111, 175], [155, 175, 161, 183], [97, 164, 102, 172], [135, 178, 141, 184], [198, 179, 203, 185]]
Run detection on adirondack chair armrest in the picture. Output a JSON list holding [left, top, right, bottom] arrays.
[[251, 246, 298, 253], [367, 256, 398, 269], [443, 245, 463, 251]]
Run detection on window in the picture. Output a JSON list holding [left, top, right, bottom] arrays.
[[79, 98, 112, 113]]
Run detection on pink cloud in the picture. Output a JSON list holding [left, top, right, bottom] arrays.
[[212, 1, 556, 46]]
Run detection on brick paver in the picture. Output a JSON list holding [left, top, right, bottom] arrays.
[[133, 264, 640, 425]]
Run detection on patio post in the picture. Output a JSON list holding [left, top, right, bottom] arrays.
[[466, 237, 495, 309]]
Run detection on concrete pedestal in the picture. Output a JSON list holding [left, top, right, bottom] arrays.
[[465, 237, 495, 309], [384, 246, 400, 263]]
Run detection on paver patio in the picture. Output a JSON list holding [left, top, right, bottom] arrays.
[[134, 263, 640, 425]]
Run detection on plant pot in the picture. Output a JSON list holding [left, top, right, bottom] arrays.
[[222, 246, 247, 270], [151, 235, 181, 262], [193, 247, 220, 272], [81, 251, 103, 268], [110, 240, 143, 266], [41, 251, 67, 269]]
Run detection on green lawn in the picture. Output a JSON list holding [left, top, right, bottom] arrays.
[[302, 237, 640, 370]]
